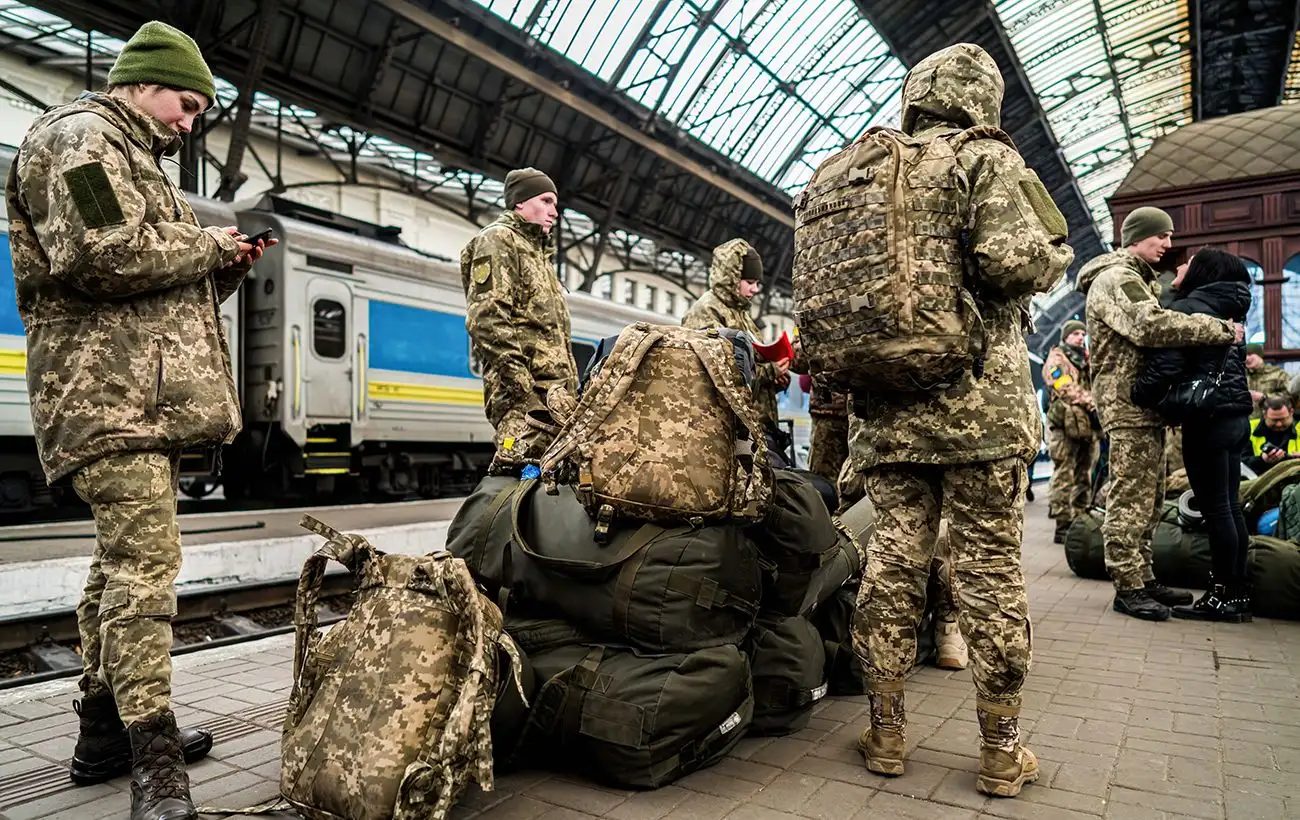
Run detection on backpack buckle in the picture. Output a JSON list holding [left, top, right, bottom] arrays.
[[594, 504, 614, 544]]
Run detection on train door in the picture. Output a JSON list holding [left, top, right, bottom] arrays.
[[303, 277, 354, 420]]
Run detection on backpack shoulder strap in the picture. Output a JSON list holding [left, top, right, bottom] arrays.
[[947, 125, 1017, 154]]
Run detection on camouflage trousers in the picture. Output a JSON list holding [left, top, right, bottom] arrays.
[[1102, 426, 1165, 591], [807, 414, 850, 488], [72, 450, 183, 725], [1047, 427, 1095, 523], [853, 458, 1031, 706]]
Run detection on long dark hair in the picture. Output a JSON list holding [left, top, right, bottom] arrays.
[[1178, 247, 1251, 295]]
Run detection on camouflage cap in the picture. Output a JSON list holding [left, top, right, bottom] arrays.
[[901, 43, 1004, 133]]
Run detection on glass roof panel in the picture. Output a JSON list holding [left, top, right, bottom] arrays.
[[993, 0, 1191, 240], [468, 0, 907, 193], [1283, 29, 1300, 103]]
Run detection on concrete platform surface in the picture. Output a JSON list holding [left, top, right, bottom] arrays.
[[2, 498, 1299, 820]]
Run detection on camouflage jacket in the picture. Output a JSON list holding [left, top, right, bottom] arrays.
[[1077, 250, 1234, 432], [847, 44, 1075, 470], [5, 93, 247, 482], [460, 210, 578, 431], [809, 380, 848, 419], [682, 239, 780, 427], [1248, 363, 1292, 417]]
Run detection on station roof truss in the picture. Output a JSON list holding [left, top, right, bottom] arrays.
[[4, 0, 1298, 313]]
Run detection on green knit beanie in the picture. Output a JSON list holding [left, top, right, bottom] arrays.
[[1246, 343, 1264, 358], [1060, 319, 1086, 342], [1121, 206, 1174, 248], [108, 22, 216, 106]]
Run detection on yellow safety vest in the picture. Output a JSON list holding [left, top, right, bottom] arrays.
[[1250, 423, 1300, 457]]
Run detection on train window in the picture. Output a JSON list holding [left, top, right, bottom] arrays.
[[312, 299, 346, 359], [571, 340, 598, 375]]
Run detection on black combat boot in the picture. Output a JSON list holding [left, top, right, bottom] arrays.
[[70, 692, 213, 785], [1171, 583, 1249, 623], [1113, 588, 1170, 621], [128, 711, 198, 820], [1144, 581, 1193, 607]]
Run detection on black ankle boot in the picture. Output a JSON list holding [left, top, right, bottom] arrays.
[[1221, 581, 1253, 623], [1172, 584, 1249, 622], [1144, 581, 1193, 607], [70, 692, 214, 785], [129, 711, 198, 820]]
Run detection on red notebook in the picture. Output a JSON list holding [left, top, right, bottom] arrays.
[[753, 331, 793, 364]]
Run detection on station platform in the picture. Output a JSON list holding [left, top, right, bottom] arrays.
[[3, 499, 1299, 820], [0, 499, 463, 618]]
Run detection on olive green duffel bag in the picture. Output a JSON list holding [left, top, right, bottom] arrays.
[[749, 469, 843, 617], [513, 643, 753, 789], [744, 616, 827, 736], [1065, 503, 1213, 589], [798, 493, 871, 618], [1249, 536, 1300, 620], [447, 477, 763, 654]]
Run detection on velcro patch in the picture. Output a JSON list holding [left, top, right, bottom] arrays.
[[1019, 175, 1068, 238], [1120, 280, 1154, 304], [63, 162, 125, 228], [471, 256, 493, 287]]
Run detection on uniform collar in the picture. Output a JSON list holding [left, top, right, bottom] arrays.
[[72, 92, 184, 158], [494, 209, 551, 251]]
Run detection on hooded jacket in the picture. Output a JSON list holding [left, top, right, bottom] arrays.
[[5, 92, 247, 482], [460, 209, 578, 460], [1131, 281, 1252, 420], [1077, 250, 1235, 432], [682, 238, 780, 427], [847, 44, 1074, 470]]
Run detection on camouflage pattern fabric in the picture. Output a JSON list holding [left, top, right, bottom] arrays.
[[807, 384, 849, 487], [853, 458, 1031, 707], [838, 45, 1073, 472], [1042, 343, 1094, 437], [1102, 426, 1166, 591], [71, 450, 182, 725], [1077, 250, 1234, 434], [1047, 428, 1095, 524], [460, 209, 578, 468], [682, 239, 782, 429], [281, 516, 522, 820], [5, 92, 245, 482], [1248, 363, 1292, 417]]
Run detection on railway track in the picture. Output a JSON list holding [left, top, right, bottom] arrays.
[[0, 574, 357, 690]]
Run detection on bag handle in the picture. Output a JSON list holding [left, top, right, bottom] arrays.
[[290, 515, 376, 683], [508, 479, 667, 578]]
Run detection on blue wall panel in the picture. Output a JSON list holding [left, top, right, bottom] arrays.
[[0, 234, 25, 337], [369, 299, 474, 379]]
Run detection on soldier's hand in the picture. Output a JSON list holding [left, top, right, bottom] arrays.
[[223, 226, 279, 264], [1251, 390, 1264, 403], [1264, 449, 1286, 464], [773, 357, 791, 377], [1232, 322, 1246, 344]]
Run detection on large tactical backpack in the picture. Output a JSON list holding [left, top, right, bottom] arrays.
[[513, 643, 753, 789], [539, 322, 773, 539], [1241, 460, 1300, 531], [446, 477, 763, 654], [792, 125, 1014, 393], [278, 516, 523, 820]]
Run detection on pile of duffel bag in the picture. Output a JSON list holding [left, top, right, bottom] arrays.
[[444, 322, 932, 790], [1064, 460, 1300, 619]]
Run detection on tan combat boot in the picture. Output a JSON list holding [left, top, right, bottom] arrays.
[[976, 701, 1038, 797], [857, 681, 905, 776], [935, 618, 967, 670]]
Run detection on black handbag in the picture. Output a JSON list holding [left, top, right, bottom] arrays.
[[1157, 346, 1232, 420]]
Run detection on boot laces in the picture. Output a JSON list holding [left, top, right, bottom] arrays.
[[135, 729, 190, 801]]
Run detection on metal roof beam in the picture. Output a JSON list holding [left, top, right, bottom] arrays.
[[373, 0, 793, 227]]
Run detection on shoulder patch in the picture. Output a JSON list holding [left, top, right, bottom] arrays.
[[62, 162, 125, 229], [471, 256, 493, 287], [1120, 280, 1154, 304]]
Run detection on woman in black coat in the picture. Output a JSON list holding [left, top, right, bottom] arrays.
[[1132, 248, 1254, 622]]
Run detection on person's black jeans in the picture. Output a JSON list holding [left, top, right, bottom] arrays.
[[1181, 414, 1251, 585]]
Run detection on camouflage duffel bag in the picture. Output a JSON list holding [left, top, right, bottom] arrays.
[[1248, 536, 1300, 620], [744, 616, 828, 736], [748, 469, 843, 616], [279, 516, 525, 820], [512, 643, 753, 789], [798, 494, 871, 618], [447, 477, 763, 654], [539, 322, 773, 539]]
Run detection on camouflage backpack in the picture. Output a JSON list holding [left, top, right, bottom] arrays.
[[792, 124, 1015, 393], [539, 322, 772, 540], [277, 515, 525, 820]]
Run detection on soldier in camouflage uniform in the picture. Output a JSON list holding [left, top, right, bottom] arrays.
[[683, 239, 791, 462], [1077, 206, 1243, 621], [807, 381, 850, 485], [460, 168, 578, 474], [4, 21, 271, 820], [846, 44, 1074, 798], [1245, 344, 1292, 418], [1042, 319, 1097, 542]]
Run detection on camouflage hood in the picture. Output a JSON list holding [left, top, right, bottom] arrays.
[[901, 43, 1004, 134], [1076, 249, 1150, 295], [48, 92, 185, 158], [708, 238, 755, 310]]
